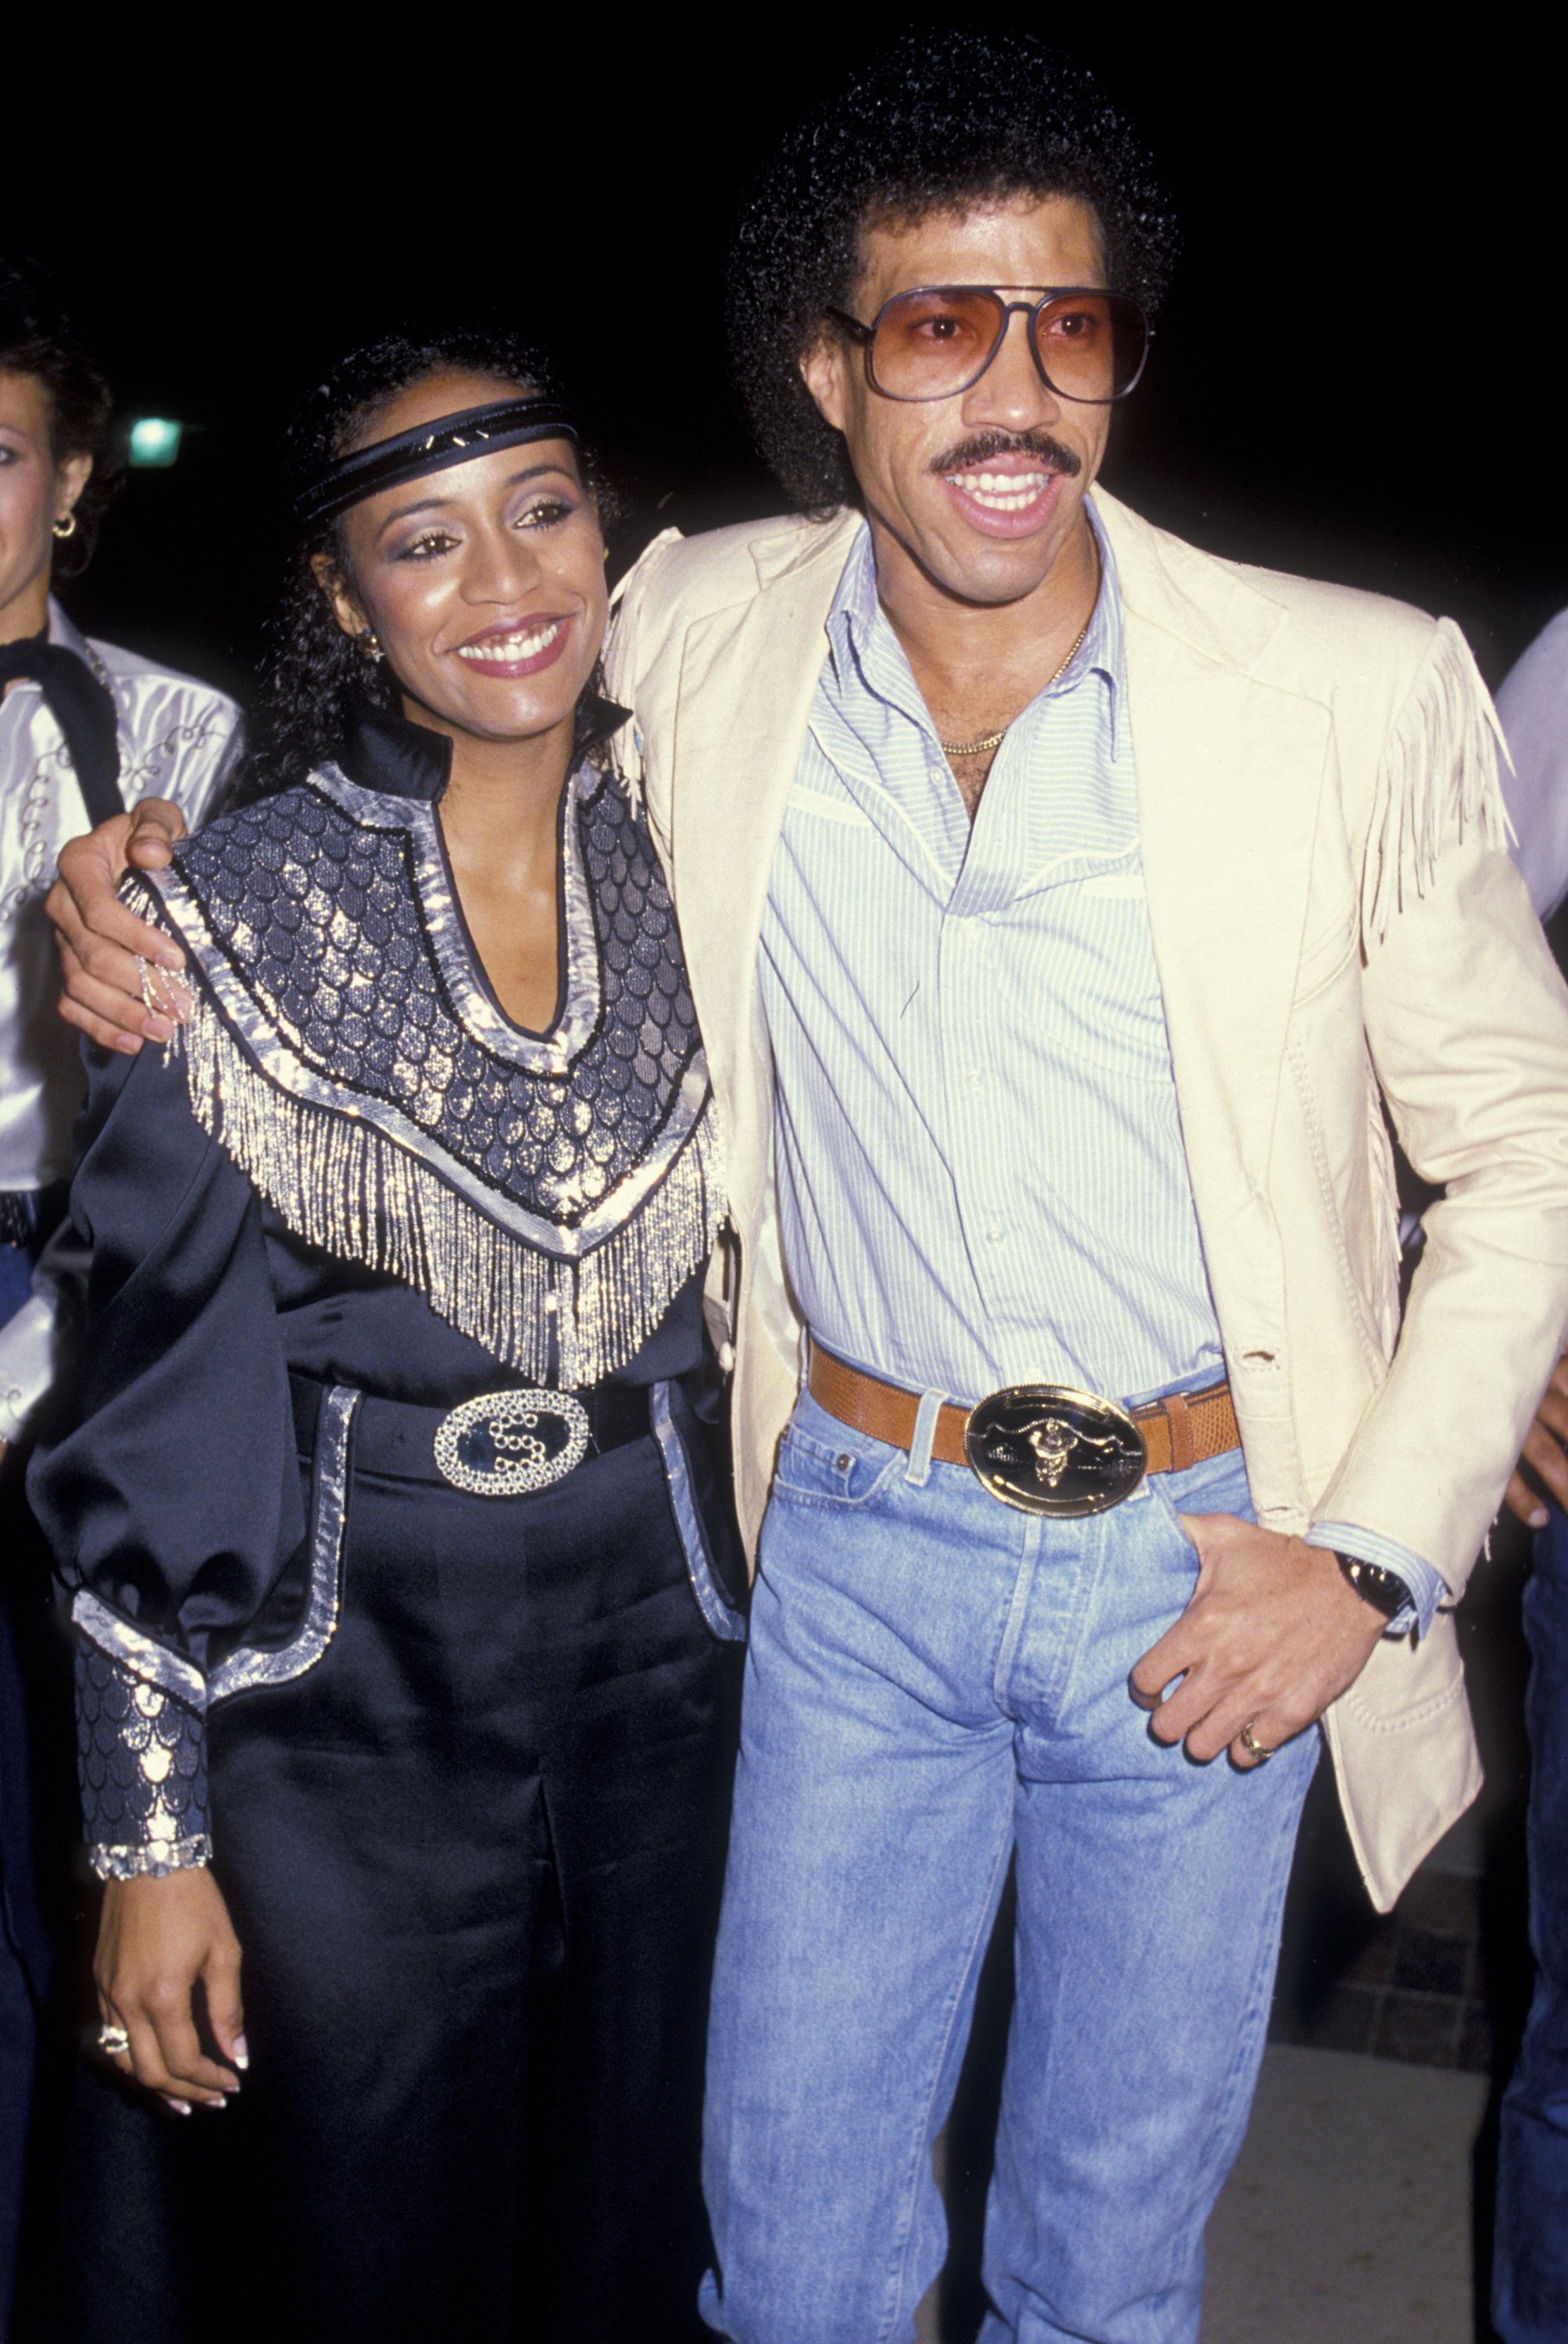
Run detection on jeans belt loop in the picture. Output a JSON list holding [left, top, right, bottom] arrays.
[[905, 1389, 947, 1489]]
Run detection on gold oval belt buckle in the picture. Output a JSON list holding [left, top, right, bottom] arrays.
[[963, 1383, 1147, 1517], [433, 1390, 590, 1497]]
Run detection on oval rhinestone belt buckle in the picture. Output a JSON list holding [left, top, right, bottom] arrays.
[[963, 1383, 1148, 1517], [433, 1390, 591, 1497]]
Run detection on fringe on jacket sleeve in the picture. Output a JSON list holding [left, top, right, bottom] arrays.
[[1361, 617, 1514, 945]]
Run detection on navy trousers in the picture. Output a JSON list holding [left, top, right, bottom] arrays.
[[1495, 1501, 1568, 2341], [49, 1416, 741, 2344]]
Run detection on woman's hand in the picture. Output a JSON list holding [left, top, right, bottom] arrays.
[[47, 799, 191, 1054], [95, 1867, 246, 2114]]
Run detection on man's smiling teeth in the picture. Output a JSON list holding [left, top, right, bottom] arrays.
[[455, 620, 563, 663], [945, 470, 1051, 511]]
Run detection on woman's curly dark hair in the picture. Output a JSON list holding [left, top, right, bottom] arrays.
[[728, 30, 1179, 509], [0, 252, 119, 581], [234, 327, 617, 803]]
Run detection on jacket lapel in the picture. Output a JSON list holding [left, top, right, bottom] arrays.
[[1098, 494, 1331, 1198]]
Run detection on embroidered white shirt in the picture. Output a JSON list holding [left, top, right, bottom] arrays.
[[0, 599, 239, 1440]]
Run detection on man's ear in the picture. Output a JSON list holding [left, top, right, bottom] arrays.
[[798, 325, 850, 434], [310, 551, 370, 644]]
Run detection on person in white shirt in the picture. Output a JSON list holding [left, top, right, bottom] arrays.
[[0, 258, 240, 1442], [0, 251, 238, 2330]]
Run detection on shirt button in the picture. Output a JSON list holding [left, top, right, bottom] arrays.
[[965, 1068, 984, 1091], [986, 1224, 1005, 1245]]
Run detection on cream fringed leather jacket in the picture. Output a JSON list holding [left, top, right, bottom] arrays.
[[605, 488, 1568, 1910]]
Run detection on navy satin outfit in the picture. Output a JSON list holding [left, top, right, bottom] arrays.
[[27, 708, 744, 2344]]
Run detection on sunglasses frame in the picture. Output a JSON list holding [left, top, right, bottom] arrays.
[[827, 284, 1152, 406]]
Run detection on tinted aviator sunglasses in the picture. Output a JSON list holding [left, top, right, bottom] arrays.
[[827, 285, 1151, 405]]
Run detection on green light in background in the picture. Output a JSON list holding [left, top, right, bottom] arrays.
[[127, 417, 183, 468]]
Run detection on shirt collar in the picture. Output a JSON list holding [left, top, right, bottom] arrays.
[[3, 598, 91, 700], [1, 599, 98, 734], [824, 496, 1126, 754], [46, 595, 92, 663]]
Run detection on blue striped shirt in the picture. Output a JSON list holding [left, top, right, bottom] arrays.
[[758, 513, 1442, 1631]]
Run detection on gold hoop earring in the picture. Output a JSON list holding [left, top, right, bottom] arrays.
[[52, 512, 78, 541]]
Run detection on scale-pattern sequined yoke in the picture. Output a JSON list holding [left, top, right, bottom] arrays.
[[188, 771, 695, 1222], [140, 760, 726, 1385]]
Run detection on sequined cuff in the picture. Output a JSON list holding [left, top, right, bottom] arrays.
[[75, 1639, 212, 1880]]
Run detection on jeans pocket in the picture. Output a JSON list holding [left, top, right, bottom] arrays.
[[1146, 1445, 1254, 1542], [771, 1416, 905, 1512]]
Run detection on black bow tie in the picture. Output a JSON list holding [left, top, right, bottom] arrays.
[[0, 632, 123, 824]]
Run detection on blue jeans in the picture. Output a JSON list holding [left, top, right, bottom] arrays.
[[1495, 1502, 1568, 2342], [699, 1391, 1317, 2344]]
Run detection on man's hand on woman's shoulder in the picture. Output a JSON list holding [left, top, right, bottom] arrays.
[[48, 799, 191, 1053]]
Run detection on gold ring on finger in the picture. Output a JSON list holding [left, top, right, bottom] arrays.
[[97, 2022, 131, 2057], [1238, 1720, 1275, 1763]]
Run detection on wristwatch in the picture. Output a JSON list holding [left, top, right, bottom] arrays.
[[1335, 1552, 1410, 1620]]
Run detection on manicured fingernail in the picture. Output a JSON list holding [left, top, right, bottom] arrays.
[[1531, 1509, 1548, 1529], [163, 2097, 192, 2117], [232, 2037, 249, 2071], [198, 2096, 227, 2110], [143, 1015, 173, 1044], [154, 946, 184, 970], [113, 1034, 141, 1055]]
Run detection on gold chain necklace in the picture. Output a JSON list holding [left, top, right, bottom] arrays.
[[938, 611, 1093, 759]]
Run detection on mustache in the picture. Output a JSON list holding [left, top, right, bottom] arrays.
[[929, 429, 1081, 478]]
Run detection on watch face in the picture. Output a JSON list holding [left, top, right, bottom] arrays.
[[1338, 1553, 1405, 1617]]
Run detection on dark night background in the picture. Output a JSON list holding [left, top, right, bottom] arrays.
[[7, 27, 1563, 703], [7, 27, 1563, 2335]]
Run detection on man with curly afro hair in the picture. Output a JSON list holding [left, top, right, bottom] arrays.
[[46, 27, 1568, 2344], [613, 34, 1568, 2341]]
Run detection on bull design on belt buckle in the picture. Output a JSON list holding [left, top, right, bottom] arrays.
[[433, 1390, 590, 1497], [963, 1383, 1147, 1518]]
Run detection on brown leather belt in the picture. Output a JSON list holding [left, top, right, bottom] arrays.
[[808, 1349, 1240, 1479]]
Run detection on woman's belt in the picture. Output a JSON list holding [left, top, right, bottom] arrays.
[[290, 1372, 652, 1499], [807, 1348, 1240, 1520]]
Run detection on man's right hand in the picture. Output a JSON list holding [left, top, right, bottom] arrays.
[[48, 800, 191, 1052]]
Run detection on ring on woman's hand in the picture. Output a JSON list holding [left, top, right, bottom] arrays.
[[1238, 1721, 1274, 1763], [97, 2022, 130, 2057]]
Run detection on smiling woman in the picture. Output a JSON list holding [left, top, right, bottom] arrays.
[[25, 331, 739, 2344]]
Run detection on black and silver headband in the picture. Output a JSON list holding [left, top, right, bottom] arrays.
[[294, 396, 579, 530]]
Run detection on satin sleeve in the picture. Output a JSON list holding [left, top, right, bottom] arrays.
[[27, 1034, 305, 1876]]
